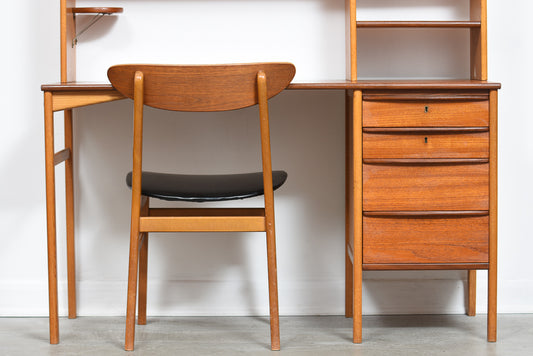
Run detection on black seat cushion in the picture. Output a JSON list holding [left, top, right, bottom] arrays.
[[126, 171, 288, 202]]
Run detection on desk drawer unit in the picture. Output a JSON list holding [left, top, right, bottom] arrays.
[[361, 92, 490, 266]]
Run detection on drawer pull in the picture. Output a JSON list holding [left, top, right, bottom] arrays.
[[362, 127, 489, 134], [363, 211, 489, 218], [363, 158, 489, 165]]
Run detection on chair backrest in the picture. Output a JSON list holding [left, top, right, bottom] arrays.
[[107, 63, 296, 112]]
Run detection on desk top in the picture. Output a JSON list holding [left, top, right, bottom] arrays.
[[42, 80, 502, 92]]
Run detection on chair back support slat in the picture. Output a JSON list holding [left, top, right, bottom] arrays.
[[108, 63, 295, 111]]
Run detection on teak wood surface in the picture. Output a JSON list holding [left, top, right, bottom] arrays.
[[363, 215, 489, 264], [363, 162, 489, 211]]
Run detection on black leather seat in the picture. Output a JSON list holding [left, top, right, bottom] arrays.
[[126, 171, 288, 202]]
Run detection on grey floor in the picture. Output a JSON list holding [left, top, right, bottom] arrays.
[[1, 314, 532, 355]]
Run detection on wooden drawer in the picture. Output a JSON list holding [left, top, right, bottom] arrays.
[[363, 162, 489, 211], [363, 128, 489, 159], [363, 100, 489, 127], [363, 214, 489, 264]]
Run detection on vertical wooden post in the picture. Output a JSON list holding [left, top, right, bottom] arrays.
[[61, 0, 77, 321], [352, 90, 363, 343], [64, 109, 76, 319], [44, 91, 59, 344], [470, 0, 487, 80], [346, 0, 357, 80], [345, 90, 354, 318], [467, 270, 476, 316], [487, 89, 498, 342]]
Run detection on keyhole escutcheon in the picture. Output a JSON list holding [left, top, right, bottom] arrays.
[[424, 137, 428, 143], [424, 106, 429, 113]]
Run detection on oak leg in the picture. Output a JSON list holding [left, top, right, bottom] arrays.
[[137, 232, 148, 325], [64, 109, 77, 319], [44, 92, 59, 344], [266, 228, 280, 351], [467, 270, 476, 316]]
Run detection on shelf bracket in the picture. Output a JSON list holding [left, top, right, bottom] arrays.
[[72, 13, 109, 47]]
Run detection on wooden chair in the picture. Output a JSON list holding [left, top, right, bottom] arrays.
[[107, 63, 296, 351]]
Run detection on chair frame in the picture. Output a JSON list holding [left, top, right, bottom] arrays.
[[111, 63, 295, 351]]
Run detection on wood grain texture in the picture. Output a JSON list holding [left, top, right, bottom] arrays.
[[363, 215, 489, 264], [363, 131, 489, 159], [363, 163, 489, 211], [363, 100, 489, 127], [107, 63, 295, 112]]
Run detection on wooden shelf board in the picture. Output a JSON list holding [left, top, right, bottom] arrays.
[[69, 7, 123, 15], [357, 21, 481, 28]]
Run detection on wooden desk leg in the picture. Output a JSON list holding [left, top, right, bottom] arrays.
[[345, 90, 353, 319], [467, 270, 476, 316], [487, 89, 498, 342], [64, 109, 77, 319], [352, 90, 363, 344], [44, 92, 59, 344]]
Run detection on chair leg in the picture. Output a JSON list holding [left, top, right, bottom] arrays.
[[125, 228, 141, 351], [265, 228, 280, 351], [138, 233, 148, 325]]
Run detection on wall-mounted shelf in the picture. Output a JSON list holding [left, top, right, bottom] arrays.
[[69, 7, 123, 47], [69, 7, 123, 14]]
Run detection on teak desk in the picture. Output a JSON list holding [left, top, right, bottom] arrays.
[[42, 79, 500, 345], [43, 0, 500, 348]]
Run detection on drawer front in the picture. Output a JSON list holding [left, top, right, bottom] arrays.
[[363, 100, 489, 127], [363, 215, 489, 264], [363, 163, 489, 211], [363, 130, 489, 159]]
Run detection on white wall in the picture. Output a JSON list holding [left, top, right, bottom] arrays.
[[1, 0, 531, 317]]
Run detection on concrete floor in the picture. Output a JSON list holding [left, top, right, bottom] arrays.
[[1, 314, 532, 355]]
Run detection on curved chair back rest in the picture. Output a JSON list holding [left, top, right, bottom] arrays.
[[107, 63, 296, 112]]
